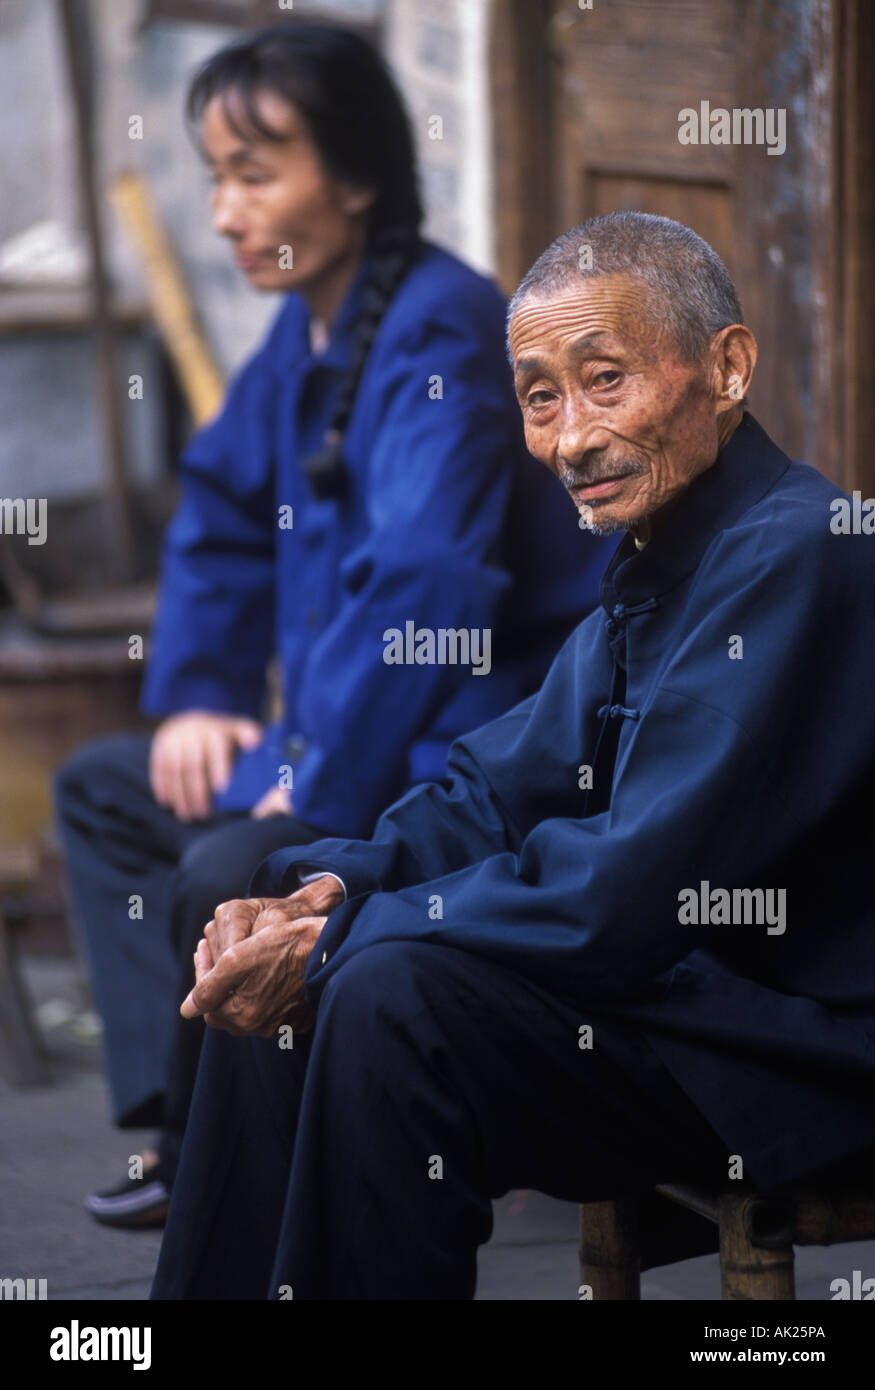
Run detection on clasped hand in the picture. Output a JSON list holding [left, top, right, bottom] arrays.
[[181, 876, 343, 1037]]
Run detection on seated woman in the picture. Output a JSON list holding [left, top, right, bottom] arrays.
[[54, 22, 614, 1227]]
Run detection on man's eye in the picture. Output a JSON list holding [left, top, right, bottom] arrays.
[[527, 390, 555, 406], [593, 370, 620, 386]]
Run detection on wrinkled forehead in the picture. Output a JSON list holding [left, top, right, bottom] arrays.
[[508, 275, 662, 372]]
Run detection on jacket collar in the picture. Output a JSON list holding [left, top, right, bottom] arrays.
[[599, 412, 792, 613], [280, 253, 374, 375], [313, 254, 374, 371]]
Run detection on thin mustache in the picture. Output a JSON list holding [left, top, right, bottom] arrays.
[[562, 464, 646, 488]]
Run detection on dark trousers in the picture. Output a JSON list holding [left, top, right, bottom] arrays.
[[151, 938, 751, 1300], [53, 733, 326, 1172]]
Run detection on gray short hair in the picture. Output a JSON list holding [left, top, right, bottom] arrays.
[[507, 211, 743, 364]]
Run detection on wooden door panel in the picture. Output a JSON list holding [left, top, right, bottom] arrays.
[[587, 173, 735, 275], [549, 0, 737, 206]]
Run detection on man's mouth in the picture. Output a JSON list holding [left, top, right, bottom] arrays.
[[573, 473, 634, 501]]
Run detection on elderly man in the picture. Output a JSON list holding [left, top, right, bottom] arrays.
[[152, 212, 875, 1300]]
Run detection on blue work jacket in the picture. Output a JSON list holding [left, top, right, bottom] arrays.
[[141, 243, 614, 835], [256, 413, 875, 1191]]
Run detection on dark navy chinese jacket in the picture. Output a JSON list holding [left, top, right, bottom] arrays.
[[141, 243, 613, 835], [255, 413, 875, 1190]]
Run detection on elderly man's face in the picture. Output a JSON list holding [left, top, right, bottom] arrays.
[[509, 275, 725, 535]]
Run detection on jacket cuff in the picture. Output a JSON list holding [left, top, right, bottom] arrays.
[[297, 869, 347, 900]]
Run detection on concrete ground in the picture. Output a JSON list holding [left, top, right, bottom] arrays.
[[3, 950, 873, 1301]]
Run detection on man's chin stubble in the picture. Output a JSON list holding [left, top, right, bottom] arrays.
[[568, 471, 650, 537], [575, 502, 642, 537]]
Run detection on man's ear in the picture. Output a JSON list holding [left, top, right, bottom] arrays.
[[711, 324, 757, 415]]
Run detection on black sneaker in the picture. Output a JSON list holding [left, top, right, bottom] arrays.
[[85, 1164, 170, 1229]]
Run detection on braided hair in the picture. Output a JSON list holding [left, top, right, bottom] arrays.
[[187, 23, 424, 498], [302, 222, 422, 498]]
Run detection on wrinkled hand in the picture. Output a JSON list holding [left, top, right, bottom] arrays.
[[181, 881, 343, 1037], [150, 710, 263, 822], [183, 909, 326, 1037], [198, 879, 343, 964]]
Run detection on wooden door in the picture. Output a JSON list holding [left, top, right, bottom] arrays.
[[491, 0, 875, 494]]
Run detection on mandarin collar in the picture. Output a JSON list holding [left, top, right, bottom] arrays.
[[599, 412, 792, 614], [278, 252, 374, 375], [314, 253, 374, 369]]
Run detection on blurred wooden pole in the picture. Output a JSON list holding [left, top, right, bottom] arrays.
[[109, 172, 224, 428], [58, 0, 134, 581]]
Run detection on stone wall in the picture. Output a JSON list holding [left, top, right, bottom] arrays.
[[386, 0, 493, 274]]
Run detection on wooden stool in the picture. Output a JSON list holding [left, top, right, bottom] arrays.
[[579, 1181, 875, 1299]]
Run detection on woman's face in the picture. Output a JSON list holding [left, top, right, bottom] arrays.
[[201, 87, 373, 293]]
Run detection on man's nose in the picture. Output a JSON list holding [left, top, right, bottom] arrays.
[[556, 398, 608, 468]]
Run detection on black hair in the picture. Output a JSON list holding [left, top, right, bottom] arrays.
[[187, 23, 424, 497]]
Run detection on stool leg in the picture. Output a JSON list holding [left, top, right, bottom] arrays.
[[579, 1197, 641, 1300], [718, 1194, 795, 1300]]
